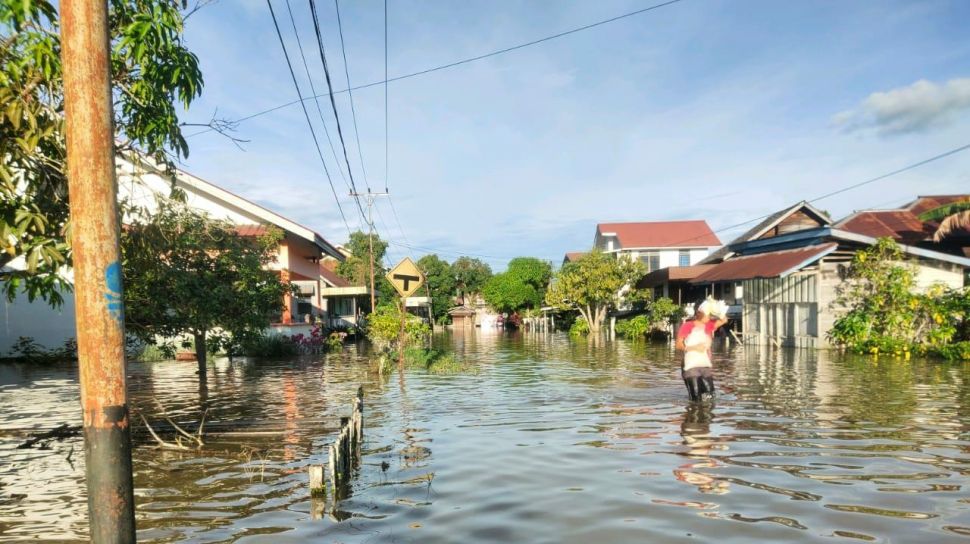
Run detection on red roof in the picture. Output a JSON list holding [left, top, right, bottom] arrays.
[[597, 220, 720, 248], [690, 244, 837, 284], [320, 266, 352, 288], [235, 224, 270, 237], [564, 252, 586, 263]]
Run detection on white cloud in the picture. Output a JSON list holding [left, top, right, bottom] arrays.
[[833, 77, 970, 135]]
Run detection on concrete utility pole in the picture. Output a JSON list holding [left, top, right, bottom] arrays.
[[349, 191, 389, 312], [60, 0, 136, 541]]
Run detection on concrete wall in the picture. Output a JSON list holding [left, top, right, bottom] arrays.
[[0, 290, 77, 353]]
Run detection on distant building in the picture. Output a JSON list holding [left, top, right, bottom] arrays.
[[691, 200, 969, 349], [593, 220, 721, 272], [1, 155, 365, 352], [561, 252, 586, 266]]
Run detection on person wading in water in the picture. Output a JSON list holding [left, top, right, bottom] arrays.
[[675, 299, 728, 402]]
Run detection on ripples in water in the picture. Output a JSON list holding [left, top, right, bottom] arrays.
[[1, 332, 969, 543]]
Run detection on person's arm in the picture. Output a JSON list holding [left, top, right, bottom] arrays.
[[675, 323, 688, 351], [713, 317, 728, 330]]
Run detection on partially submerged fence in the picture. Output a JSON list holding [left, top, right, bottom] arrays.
[[309, 386, 364, 510]]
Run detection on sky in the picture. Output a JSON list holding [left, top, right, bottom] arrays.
[[176, 0, 970, 270]]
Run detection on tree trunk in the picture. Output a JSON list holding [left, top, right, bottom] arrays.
[[588, 304, 602, 333], [194, 330, 208, 378]]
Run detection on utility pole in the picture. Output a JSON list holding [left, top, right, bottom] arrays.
[[60, 1, 136, 541], [349, 191, 389, 312]]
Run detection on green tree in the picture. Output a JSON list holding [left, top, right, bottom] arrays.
[[122, 199, 291, 378], [336, 230, 396, 306], [452, 256, 492, 303], [545, 250, 646, 334], [417, 254, 455, 323], [507, 257, 552, 298], [482, 272, 539, 314], [1, 0, 205, 305]]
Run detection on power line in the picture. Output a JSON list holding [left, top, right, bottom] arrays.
[[383, 0, 389, 193], [265, 0, 351, 235], [669, 143, 970, 248], [187, 0, 685, 137], [308, 0, 366, 221], [334, 0, 372, 193], [283, 0, 352, 193]]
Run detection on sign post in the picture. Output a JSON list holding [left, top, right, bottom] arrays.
[[385, 258, 425, 367]]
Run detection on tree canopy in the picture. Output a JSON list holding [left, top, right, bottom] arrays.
[[336, 230, 396, 306], [452, 257, 492, 303], [545, 251, 646, 333], [1, 0, 204, 305], [122, 199, 290, 377], [417, 254, 455, 323], [483, 272, 539, 314]]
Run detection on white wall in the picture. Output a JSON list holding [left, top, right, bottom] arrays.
[[1, 290, 77, 353], [914, 261, 964, 291], [623, 247, 713, 269]]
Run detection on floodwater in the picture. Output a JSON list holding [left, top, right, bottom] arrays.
[[2, 332, 969, 543]]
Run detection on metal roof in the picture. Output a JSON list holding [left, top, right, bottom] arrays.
[[690, 244, 838, 284]]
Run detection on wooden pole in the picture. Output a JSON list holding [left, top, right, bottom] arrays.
[[60, 0, 136, 541]]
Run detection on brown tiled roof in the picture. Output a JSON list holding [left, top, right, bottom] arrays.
[[235, 224, 270, 237], [638, 265, 716, 288], [690, 243, 837, 284], [320, 266, 352, 288], [699, 201, 831, 265], [597, 220, 720, 248], [564, 252, 586, 263]]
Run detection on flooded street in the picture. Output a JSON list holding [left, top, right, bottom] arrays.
[[2, 332, 970, 543]]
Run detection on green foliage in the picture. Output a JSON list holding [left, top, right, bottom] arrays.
[[647, 297, 681, 330], [481, 257, 552, 314], [616, 315, 650, 339], [546, 250, 646, 333], [829, 238, 970, 359], [452, 256, 492, 301], [365, 304, 431, 351], [377, 347, 474, 375], [0, 0, 204, 305], [2, 336, 77, 363], [121, 198, 291, 360], [569, 316, 590, 336], [336, 230, 398, 306], [483, 272, 539, 314], [417, 254, 455, 323], [239, 333, 299, 358]]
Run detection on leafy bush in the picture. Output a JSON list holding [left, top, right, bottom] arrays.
[[4, 337, 77, 363], [569, 317, 590, 336], [830, 238, 970, 359], [616, 315, 650, 339], [929, 341, 970, 361], [365, 305, 431, 351], [240, 334, 299, 357]]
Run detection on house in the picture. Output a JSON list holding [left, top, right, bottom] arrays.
[[562, 252, 586, 266], [1, 155, 364, 352], [690, 200, 969, 349], [594, 220, 721, 272], [836, 194, 970, 258]]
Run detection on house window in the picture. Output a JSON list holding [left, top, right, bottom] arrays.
[[640, 252, 660, 272], [679, 250, 690, 267]]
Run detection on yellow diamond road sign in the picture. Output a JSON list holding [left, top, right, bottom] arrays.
[[386, 257, 425, 298]]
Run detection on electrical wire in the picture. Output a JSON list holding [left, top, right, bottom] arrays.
[[187, 0, 685, 137], [334, 0, 372, 193], [308, 0, 366, 221], [283, 0, 352, 193], [265, 0, 351, 235]]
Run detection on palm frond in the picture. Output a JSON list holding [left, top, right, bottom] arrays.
[[918, 200, 970, 223], [933, 210, 970, 242]]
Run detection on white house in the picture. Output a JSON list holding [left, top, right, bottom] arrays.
[[593, 220, 722, 271], [1, 155, 365, 353]]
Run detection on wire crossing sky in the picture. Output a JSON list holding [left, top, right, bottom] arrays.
[[180, 0, 970, 268]]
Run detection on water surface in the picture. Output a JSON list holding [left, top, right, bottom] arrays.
[[1, 332, 969, 542]]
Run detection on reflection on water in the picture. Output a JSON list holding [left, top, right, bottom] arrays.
[[1, 333, 970, 543]]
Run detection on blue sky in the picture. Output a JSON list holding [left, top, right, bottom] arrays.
[[178, 0, 970, 270]]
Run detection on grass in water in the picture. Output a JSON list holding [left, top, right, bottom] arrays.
[[377, 347, 476, 375]]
